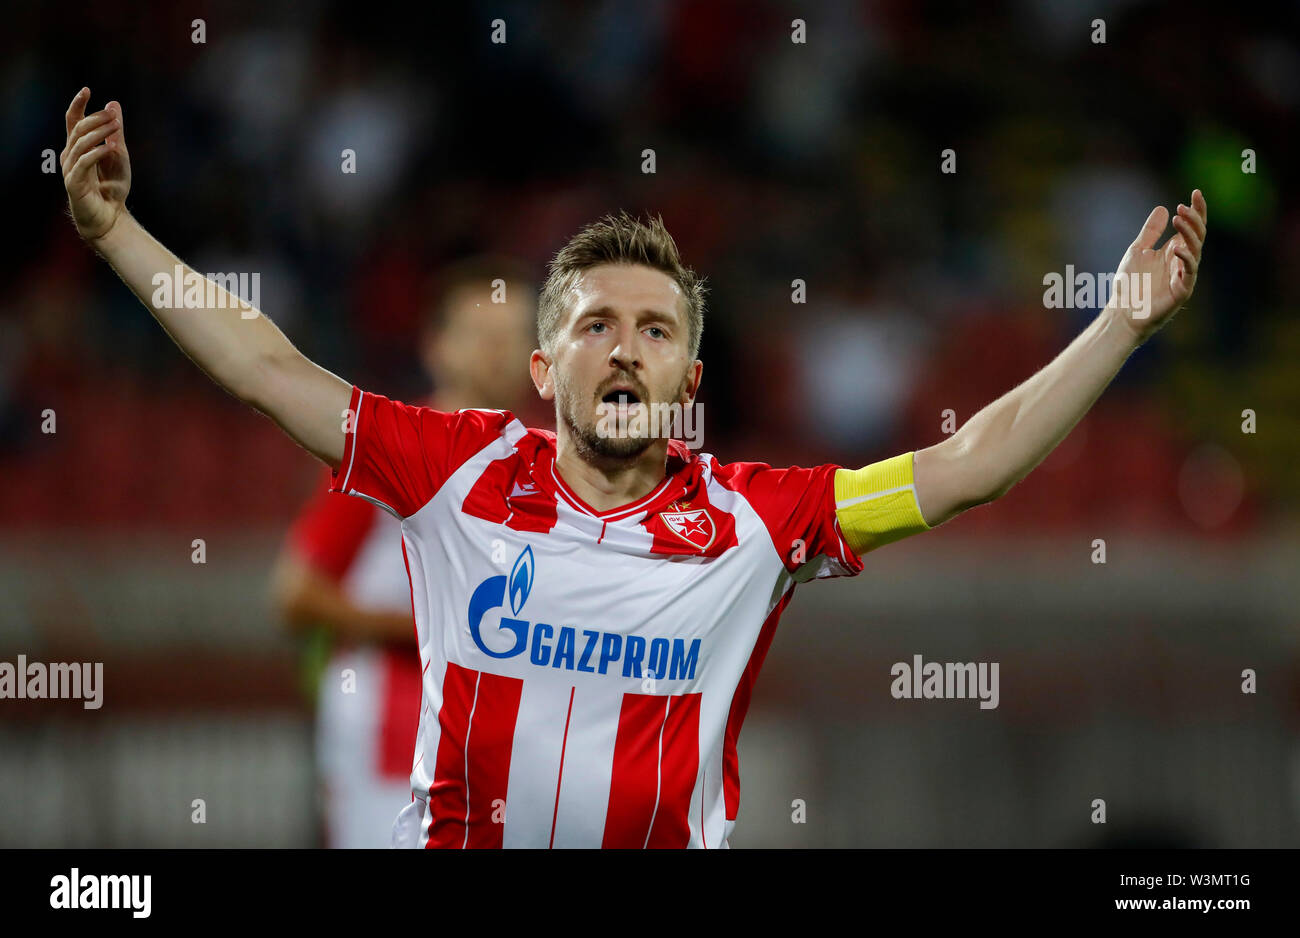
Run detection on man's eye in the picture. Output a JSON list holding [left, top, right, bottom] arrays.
[[589, 322, 606, 333], [647, 327, 665, 339]]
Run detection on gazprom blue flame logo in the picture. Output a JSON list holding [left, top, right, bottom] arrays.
[[464, 542, 702, 681], [467, 545, 535, 658], [509, 545, 534, 616]]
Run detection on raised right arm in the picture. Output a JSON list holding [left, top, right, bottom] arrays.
[[60, 88, 351, 469]]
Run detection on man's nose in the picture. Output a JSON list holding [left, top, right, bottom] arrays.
[[608, 326, 641, 369]]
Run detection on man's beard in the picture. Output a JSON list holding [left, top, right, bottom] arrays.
[[563, 405, 653, 461], [556, 371, 686, 463]]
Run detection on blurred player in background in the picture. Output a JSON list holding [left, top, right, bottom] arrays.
[[270, 258, 541, 847]]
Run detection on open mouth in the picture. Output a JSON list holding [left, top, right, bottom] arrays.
[[601, 389, 642, 405]]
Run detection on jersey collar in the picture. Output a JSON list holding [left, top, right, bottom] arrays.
[[529, 433, 695, 523]]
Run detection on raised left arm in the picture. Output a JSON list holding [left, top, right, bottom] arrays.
[[912, 189, 1207, 528]]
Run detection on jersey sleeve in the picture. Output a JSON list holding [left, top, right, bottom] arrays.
[[832, 451, 931, 556], [329, 385, 513, 519], [285, 467, 378, 581], [712, 460, 864, 581]]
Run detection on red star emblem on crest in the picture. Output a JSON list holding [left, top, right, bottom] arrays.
[[658, 507, 715, 551]]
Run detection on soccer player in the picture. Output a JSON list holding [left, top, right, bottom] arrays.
[[61, 90, 1207, 847], [270, 259, 539, 848]]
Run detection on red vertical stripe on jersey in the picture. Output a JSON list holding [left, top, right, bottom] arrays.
[[464, 670, 523, 847], [426, 662, 523, 849], [722, 588, 795, 821], [427, 663, 475, 847], [646, 692, 701, 848], [423, 662, 475, 841], [603, 692, 701, 849], [602, 694, 664, 848]]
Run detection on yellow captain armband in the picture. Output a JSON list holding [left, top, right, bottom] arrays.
[[834, 452, 932, 557]]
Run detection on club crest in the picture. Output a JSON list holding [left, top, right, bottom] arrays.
[[658, 503, 715, 551]]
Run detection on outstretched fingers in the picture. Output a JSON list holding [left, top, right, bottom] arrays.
[[1191, 188, 1208, 228], [1171, 190, 1206, 275], [65, 87, 89, 137], [1171, 239, 1198, 279], [104, 100, 125, 150], [62, 113, 119, 177], [66, 139, 116, 191], [1131, 205, 1169, 252], [62, 108, 116, 162], [1171, 211, 1202, 256], [1176, 201, 1205, 241]]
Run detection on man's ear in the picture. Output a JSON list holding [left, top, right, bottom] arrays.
[[530, 349, 554, 401], [681, 359, 703, 405]]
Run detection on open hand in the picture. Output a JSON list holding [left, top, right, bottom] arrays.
[[61, 88, 132, 242], [1107, 189, 1207, 343]]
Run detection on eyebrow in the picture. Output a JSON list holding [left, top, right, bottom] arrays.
[[577, 305, 679, 323]]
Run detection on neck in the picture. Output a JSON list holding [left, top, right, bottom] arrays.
[[552, 422, 670, 513]]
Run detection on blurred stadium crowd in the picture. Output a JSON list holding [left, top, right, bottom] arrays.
[[2, 0, 1296, 536]]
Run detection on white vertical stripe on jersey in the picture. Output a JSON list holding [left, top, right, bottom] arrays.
[[548, 688, 619, 847], [501, 679, 573, 847]]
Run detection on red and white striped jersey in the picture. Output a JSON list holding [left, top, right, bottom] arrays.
[[330, 385, 866, 848]]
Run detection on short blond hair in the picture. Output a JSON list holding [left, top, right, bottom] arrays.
[[538, 211, 707, 358]]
